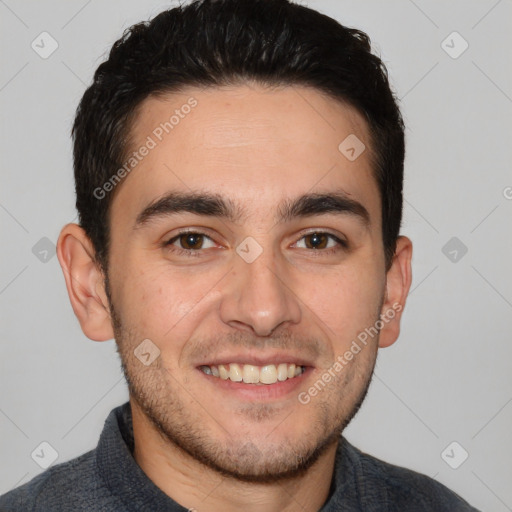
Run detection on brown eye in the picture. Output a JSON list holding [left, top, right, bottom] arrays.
[[177, 233, 205, 249], [304, 232, 329, 249], [294, 232, 347, 252], [165, 232, 217, 253]]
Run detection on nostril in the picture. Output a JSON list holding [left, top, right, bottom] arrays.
[[226, 320, 277, 338]]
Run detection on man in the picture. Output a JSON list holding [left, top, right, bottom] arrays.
[[0, 0, 479, 510]]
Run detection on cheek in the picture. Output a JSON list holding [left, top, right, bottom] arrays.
[[114, 259, 222, 342], [299, 263, 384, 341]]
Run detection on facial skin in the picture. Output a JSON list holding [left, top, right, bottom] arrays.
[[58, 84, 412, 512]]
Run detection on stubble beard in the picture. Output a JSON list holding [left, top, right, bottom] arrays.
[[106, 282, 379, 483]]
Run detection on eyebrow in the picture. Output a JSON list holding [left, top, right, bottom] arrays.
[[134, 190, 370, 229]]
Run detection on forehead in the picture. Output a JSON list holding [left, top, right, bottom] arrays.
[[112, 84, 380, 227]]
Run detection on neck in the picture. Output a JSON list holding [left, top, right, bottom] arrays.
[[130, 397, 338, 512]]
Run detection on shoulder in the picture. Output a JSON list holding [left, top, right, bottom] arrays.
[[341, 438, 480, 511], [0, 449, 115, 511]]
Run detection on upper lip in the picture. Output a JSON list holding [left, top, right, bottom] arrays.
[[195, 351, 315, 368]]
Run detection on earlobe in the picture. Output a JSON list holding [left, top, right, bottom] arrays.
[[56, 223, 114, 342], [378, 236, 413, 348]]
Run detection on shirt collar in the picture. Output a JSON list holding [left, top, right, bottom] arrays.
[[96, 401, 373, 511], [96, 402, 187, 511]]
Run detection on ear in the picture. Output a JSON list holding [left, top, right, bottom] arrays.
[[56, 223, 114, 341], [378, 236, 413, 348]]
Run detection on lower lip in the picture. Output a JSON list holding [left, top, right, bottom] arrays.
[[197, 366, 313, 401]]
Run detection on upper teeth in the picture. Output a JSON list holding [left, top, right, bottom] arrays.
[[200, 363, 305, 384]]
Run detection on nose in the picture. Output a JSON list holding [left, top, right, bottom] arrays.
[[219, 247, 302, 337]]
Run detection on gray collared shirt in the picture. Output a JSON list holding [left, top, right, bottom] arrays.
[[0, 402, 480, 511]]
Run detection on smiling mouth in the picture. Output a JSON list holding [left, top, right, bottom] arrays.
[[199, 363, 306, 385]]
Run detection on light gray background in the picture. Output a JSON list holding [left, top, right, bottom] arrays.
[[1, 1, 511, 510]]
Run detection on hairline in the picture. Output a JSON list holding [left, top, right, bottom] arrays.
[[97, 80, 385, 272]]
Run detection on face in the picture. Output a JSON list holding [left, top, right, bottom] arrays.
[[103, 84, 391, 481]]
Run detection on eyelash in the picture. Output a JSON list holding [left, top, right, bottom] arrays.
[[163, 230, 348, 258]]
